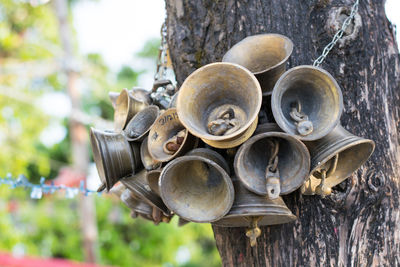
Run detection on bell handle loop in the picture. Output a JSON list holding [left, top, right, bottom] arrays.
[[266, 138, 279, 171]]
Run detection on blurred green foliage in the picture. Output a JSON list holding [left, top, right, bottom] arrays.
[[0, 1, 221, 266]]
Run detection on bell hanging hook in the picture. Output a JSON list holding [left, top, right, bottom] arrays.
[[289, 101, 313, 136]]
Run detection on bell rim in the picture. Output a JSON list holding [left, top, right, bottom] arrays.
[[124, 105, 159, 142], [222, 33, 294, 75], [212, 213, 297, 227], [159, 155, 235, 223], [201, 116, 258, 149], [140, 136, 162, 171], [176, 62, 262, 142], [146, 169, 162, 196], [271, 65, 344, 141], [186, 148, 230, 175], [234, 131, 310, 196]]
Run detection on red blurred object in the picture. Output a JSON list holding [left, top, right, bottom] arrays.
[[0, 252, 110, 267], [51, 167, 86, 188]]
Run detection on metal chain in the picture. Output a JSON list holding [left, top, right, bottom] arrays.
[[154, 22, 168, 80], [313, 0, 360, 67]]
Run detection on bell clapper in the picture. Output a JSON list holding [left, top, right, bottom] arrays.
[[207, 106, 241, 136], [163, 129, 186, 154], [245, 216, 263, 247], [289, 101, 313, 136], [265, 139, 281, 199], [314, 169, 332, 197]]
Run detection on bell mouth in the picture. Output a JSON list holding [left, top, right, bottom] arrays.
[[160, 156, 234, 223], [90, 128, 107, 188], [213, 213, 297, 227], [177, 62, 262, 142], [222, 33, 293, 75], [307, 138, 375, 192], [114, 89, 130, 132], [140, 137, 162, 171], [125, 105, 159, 141], [271, 65, 343, 141], [234, 131, 310, 196]]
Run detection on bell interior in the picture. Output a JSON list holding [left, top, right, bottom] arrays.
[[279, 69, 341, 137], [178, 64, 261, 140], [161, 158, 232, 222], [242, 136, 304, 194], [224, 35, 292, 73], [114, 90, 129, 131]]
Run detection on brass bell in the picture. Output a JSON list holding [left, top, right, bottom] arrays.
[[146, 169, 162, 196], [302, 125, 375, 196], [124, 105, 159, 142], [177, 62, 262, 149], [114, 88, 150, 132], [121, 170, 170, 216], [140, 136, 162, 171], [131, 87, 152, 105], [120, 189, 154, 221], [159, 148, 234, 223], [222, 33, 293, 95], [90, 128, 141, 192], [212, 178, 296, 247], [234, 131, 310, 197], [271, 65, 343, 141], [147, 108, 197, 162]]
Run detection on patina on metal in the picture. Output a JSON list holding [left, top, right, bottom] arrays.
[[90, 128, 140, 192], [159, 148, 234, 223], [148, 108, 197, 162], [140, 136, 162, 171], [222, 33, 293, 95], [146, 169, 162, 196], [114, 88, 150, 132], [271, 65, 343, 141], [177, 62, 262, 149], [124, 105, 159, 142], [234, 131, 310, 196], [120, 189, 154, 222], [121, 170, 171, 216], [301, 125, 375, 196], [212, 177, 296, 246]]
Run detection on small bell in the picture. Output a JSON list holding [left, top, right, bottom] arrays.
[[124, 105, 159, 142]]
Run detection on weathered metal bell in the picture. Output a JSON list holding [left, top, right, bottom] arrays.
[[177, 62, 262, 149], [121, 170, 170, 216], [90, 128, 141, 192], [114, 88, 150, 132], [222, 33, 293, 95], [159, 148, 234, 223], [109, 88, 151, 109], [213, 177, 296, 247], [124, 105, 159, 142], [140, 136, 162, 171], [234, 131, 310, 197], [109, 182, 126, 198], [271, 65, 343, 141], [148, 108, 197, 162], [301, 125, 375, 196], [120, 189, 154, 221], [109, 92, 119, 108], [146, 169, 162, 196]]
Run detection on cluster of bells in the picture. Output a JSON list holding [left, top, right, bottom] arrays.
[[90, 33, 375, 247]]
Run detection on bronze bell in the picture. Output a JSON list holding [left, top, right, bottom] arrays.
[[90, 128, 141, 192], [140, 136, 162, 171], [301, 125, 375, 196], [234, 131, 310, 197], [159, 148, 234, 223], [121, 170, 170, 216], [114, 88, 150, 132], [124, 105, 159, 142], [177, 62, 262, 149], [222, 33, 293, 95], [146, 169, 162, 196], [212, 177, 296, 247], [120, 189, 154, 221], [147, 108, 197, 162], [271, 65, 343, 141]]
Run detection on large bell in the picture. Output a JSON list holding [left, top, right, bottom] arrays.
[[159, 148, 234, 223], [234, 131, 310, 197], [114, 88, 150, 132], [121, 170, 170, 216], [148, 108, 197, 162], [177, 62, 262, 149], [302, 125, 375, 196], [271, 65, 343, 141], [124, 105, 159, 142], [213, 177, 296, 247], [222, 33, 293, 95], [90, 128, 141, 192], [140, 136, 162, 171]]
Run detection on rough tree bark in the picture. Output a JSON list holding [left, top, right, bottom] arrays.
[[165, 0, 400, 266]]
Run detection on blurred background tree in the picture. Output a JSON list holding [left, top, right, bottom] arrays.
[[0, 0, 221, 266]]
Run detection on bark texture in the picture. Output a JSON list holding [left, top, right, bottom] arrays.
[[165, 0, 400, 266]]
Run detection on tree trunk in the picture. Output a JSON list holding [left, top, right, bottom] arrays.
[[165, 0, 400, 266]]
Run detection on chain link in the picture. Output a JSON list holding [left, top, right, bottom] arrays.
[[313, 0, 360, 67], [154, 22, 168, 80]]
